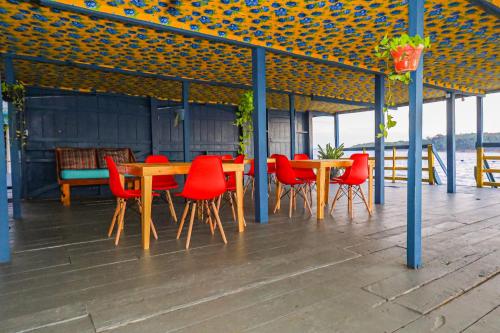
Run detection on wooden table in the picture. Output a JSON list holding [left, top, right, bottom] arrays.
[[119, 162, 246, 249], [272, 159, 374, 220]]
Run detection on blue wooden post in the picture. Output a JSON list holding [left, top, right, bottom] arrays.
[[374, 74, 385, 205], [5, 56, 22, 219], [150, 97, 160, 155], [476, 96, 483, 148], [334, 113, 340, 148], [0, 72, 11, 263], [289, 94, 296, 158], [307, 111, 313, 157], [182, 81, 190, 162], [446, 92, 456, 193], [407, 0, 424, 269], [252, 47, 268, 223]]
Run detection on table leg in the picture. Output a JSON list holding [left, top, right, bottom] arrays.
[[275, 180, 282, 211], [324, 167, 331, 204], [235, 170, 245, 233], [316, 167, 326, 220], [141, 175, 152, 249], [368, 164, 373, 212], [119, 174, 125, 188]]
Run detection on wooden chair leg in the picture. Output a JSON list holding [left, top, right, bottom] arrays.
[[114, 200, 127, 245], [329, 186, 342, 216], [289, 186, 294, 218], [228, 192, 237, 222], [210, 202, 227, 244], [348, 185, 353, 219], [216, 195, 222, 210], [204, 201, 214, 235], [300, 186, 313, 215], [108, 198, 122, 237], [185, 202, 197, 249], [358, 185, 372, 215], [176, 201, 190, 239], [165, 190, 178, 223], [233, 192, 246, 227]]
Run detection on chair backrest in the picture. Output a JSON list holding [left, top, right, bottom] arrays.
[[227, 155, 245, 188], [105, 156, 128, 198], [221, 154, 233, 160], [293, 153, 310, 160], [247, 159, 255, 176], [342, 153, 369, 185], [274, 154, 299, 185], [182, 155, 227, 200], [292, 153, 316, 179], [145, 155, 177, 187]]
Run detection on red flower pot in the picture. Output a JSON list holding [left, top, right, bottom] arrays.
[[390, 44, 424, 73]]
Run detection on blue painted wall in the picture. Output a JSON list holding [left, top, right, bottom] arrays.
[[23, 88, 308, 199]]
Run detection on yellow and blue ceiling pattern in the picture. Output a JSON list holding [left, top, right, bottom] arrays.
[[10, 58, 365, 112], [43, 0, 500, 93], [0, 0, 498, 111]]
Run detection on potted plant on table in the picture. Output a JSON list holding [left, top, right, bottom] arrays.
[[317, 143, 344, 179], [374, 33, 431, 138]]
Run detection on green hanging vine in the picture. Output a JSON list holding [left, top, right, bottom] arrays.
[[234, 91, 254, 154], [1, 81, 27, 147], [374, 33, 431, 138]]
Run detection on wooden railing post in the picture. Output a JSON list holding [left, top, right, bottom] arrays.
[[476, 147, 484, 188], [392, 147, 396, 183], [427, 144, 434, 185]]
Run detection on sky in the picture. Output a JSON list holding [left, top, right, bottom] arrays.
[[313, 92, 500, 148]]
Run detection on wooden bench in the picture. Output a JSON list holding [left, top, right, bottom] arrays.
[[55, 147, 136, 206]]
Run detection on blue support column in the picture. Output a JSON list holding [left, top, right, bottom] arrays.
[[307, 111, 313, 157], [150, 97, 160, 155], [252, 47, 268, 223], [334, 113, 340, 148], [407, 0, 424, 269], [476, 96, 483, 148], [0, 72, 11, 263], [446, 92, 456, 193], [182, 81, 190, 162], [5, 56, 22, 219], [289, 94, 296, 158], [374, 74, 385, 205]]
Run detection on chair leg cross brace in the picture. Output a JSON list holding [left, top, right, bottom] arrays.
[[273, 184, 313, 217], [330, 185, 372, 219], [177, 200, 228, 249], [108, 198, 158, 245]]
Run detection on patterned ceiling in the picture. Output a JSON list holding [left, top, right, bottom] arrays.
[[0, 0, 498, 112]]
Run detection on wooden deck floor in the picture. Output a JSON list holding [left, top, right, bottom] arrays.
[[1, 183, 499, 332]]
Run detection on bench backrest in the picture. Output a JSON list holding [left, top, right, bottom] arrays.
[[55, 147, 136, 181]]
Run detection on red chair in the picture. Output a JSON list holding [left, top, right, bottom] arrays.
[[105, 156, 158, 245], [329, 154, 371, 219], [273, 154, 312, 217], [293, 153, 316, 206], [221, 154, 233, 161], [220, 154, 246, 224], [176, 155, 228, 249], [145, 155, 178, 223], [244, 159, 255, 197]]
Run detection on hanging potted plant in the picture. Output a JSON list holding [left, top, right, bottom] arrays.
[[1, 81, 27, 147], [374, 33, 431, 138], [234, 91, 253, 155]]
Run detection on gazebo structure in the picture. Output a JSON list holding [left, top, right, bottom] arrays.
[[0, 0, 499, 273]]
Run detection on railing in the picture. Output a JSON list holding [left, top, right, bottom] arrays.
[[346, 144, 445, 185], [476, 143, 500, 188]]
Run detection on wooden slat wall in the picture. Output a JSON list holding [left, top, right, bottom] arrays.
[[22, 88, 309, 199]]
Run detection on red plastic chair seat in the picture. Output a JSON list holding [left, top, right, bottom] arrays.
[[334, 154, 369, 186], [178, 155, 227, 201], [293, 153, 316, 182], [145, 155, 179, 191], [274, 154, 306, 186]]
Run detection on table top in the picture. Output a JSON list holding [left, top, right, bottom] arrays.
[[119, 161, 245, 177]]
